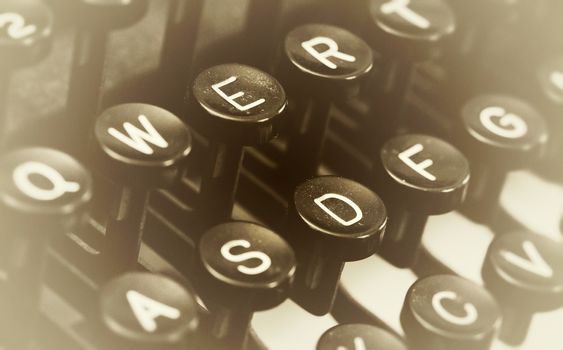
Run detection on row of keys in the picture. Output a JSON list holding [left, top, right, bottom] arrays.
[[1, 140, 561, 348]]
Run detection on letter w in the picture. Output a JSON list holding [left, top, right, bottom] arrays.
[[108, 115, 169, 155]]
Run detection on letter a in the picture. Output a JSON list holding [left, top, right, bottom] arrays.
[[126, 290, 181, 332]]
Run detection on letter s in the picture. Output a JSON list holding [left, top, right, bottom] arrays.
[[220, 240, 272, 275]]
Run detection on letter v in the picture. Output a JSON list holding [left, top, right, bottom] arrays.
[[500, 240, 553, 278]]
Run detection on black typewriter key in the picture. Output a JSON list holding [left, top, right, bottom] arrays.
[[282, 24, 373, 183], [401, 275, 501, 350], [187, 64, 287, 226], [197, 221, 296, 350], [0, 0, 53, 143], [376, 134, 469, 268], [64, 0, 148, 141], [93, 103, 192, 276], [458, 95, 548, 223], [99, 272, 199, 349], [288, 176, 387, 315], [317, 324, 407, 350], [482, 231, 563, 345], [0, 147, 92, 347], [365, 0, 455, 144]]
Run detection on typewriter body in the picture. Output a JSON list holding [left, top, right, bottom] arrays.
[[0, 0, 562, 349]]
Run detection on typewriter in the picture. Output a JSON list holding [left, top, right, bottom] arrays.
[[0, 0, 562, 349]]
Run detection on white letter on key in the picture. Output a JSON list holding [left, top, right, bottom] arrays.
[[212, 76, 265, 111], [301, 36, 356, 69], [380, 0, 431, 29]]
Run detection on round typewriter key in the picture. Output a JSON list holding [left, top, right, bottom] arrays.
[[187, 64, 287, 226], [482, 231, 563, 345], [99, 272, 199, 349], [317, 324, 407, 350], [197, 221, 296, 350], [365, 0, 455, 145], [401, 275, 500, 350], [0, 0, 53, 64], [0, 147, 92, 347], [288, 176, 387, 315], [63, 0, 148, 146], [458, 94, 548, 223], [282, 24, 373, 182], [376, 134, 470, 268], [93, 103, 192, 277], [0, 0, 53, 144]]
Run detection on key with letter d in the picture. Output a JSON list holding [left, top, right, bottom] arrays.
[[287, 176, 387, 315]]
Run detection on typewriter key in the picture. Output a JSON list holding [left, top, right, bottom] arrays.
[[317, 323, 407, 350], [282, 24, 373, 183], [0, 147, 92, 347], [93, 103, 192, 277], [458, 94, 548, 223], [187, 64, 287, 226], [99, 272, 199, 349], [365, 0, 455, 145], [376, 134, 469, 268], [288, 176, 387, 315], [482, 231, 563, 345], [401, 275, 500, 350], [0, 0, 53, 144], [63, 0, 148, 141], [197, 221, 296, 350]]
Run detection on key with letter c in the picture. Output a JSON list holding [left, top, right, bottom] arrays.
[[0, 147, 92, 348], [196, 221, 296, 350], [287, 176, 387, 315], [401, 275, 500, 350]]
